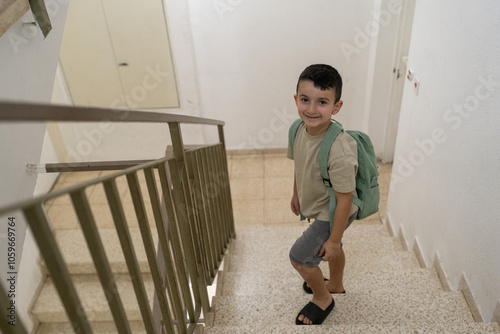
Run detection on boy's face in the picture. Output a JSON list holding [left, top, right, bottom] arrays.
[[294, 80, 343, 136]]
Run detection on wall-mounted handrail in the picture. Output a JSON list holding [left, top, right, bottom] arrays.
[[0, 101, 235, 334]]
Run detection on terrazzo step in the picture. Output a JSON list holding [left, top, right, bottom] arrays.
[[210, 292, 475, 327], [231, 224, 403, 256], [36, 321, 147, 334], [33, 274, 154, 324], [204, 323, 500, 334], [42, 227, 159, 275], [233, 222, 390, 247], [219, 267, 443, 297], [225, 246, 421, 273]]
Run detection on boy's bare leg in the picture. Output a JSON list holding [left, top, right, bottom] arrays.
[[303, 249, 346, 293], [291, 260, 333, 325], [327, 248, 346, 293]]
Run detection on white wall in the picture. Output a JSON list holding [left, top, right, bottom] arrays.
[[387, 0, 500, 322], [186, 0, 381, 150], [59, 0, 390, 160], [54, 0, 212, 163], [0, 2, 69, 331]]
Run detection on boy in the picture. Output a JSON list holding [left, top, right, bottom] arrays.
[[288, 64, 358, 325]]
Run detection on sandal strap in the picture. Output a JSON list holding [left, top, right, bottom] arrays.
[[297, 299, 334, 324]]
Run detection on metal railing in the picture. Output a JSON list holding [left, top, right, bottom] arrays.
[[0, 101, 235, 334]]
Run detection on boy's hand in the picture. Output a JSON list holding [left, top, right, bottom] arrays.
[[319, 239, 341, 261], [290, 193, 300, 216]]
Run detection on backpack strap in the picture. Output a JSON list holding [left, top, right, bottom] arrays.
[[318, 121, 343, 231], [288, 118, 304, 159], [288, 118, 306, 220]]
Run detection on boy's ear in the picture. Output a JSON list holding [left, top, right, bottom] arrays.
[[294, 94, 298, 106], [331, 100, 343, 116]]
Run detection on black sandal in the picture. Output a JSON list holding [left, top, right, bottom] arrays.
[[302, 278, 346, 294], [302, 278, 328, 294], [295, 298, 335, 325]]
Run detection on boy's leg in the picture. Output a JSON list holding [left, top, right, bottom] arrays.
[[289, 219, 335, 324], [290, 260, 333, 325], [327, 248, 346, 293], [324, 211, 357, 293]]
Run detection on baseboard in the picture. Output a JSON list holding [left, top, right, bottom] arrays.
[[412, 237, 427, 268], [493, 300, 500, 325], [214, 270, 225, 297], [398, 224, 409, 251], [492, 300, 500, 325], [459, 273, 484, 322], [204, 310, 215, 328], [384, 214, 396, 237], [433, 251, 451, 292], [226, 148, 287, 156]]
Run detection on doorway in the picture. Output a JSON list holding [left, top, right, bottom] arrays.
[[381, 0, 416, 163]]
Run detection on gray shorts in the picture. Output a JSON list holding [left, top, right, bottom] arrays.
[[289, 211, 358, 267]]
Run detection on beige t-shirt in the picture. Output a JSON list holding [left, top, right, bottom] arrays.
[[288, 123, 358, 221]]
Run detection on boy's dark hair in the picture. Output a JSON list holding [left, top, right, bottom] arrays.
[[296, 64, 343, 103]]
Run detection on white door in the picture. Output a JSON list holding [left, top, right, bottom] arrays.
[[60, 0, 179, 109], [382, 0, 416, 162]]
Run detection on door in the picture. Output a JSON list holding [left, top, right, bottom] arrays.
[[382, 0, 416, 162], [60, 0, 179, 109]]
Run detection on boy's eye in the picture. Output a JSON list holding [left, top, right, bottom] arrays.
[[301, 98, 308, 103], [319, 100, 327, 105]]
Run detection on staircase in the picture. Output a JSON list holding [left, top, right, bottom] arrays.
[[201, 151, 500, 333], [29, 150, 500, 333]]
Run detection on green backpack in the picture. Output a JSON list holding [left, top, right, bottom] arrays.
[[288, 119, 380, 229]]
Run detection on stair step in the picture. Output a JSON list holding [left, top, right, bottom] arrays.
[[33, 274, 154, 324], [225, 247, 421, 273], [233, 223, 391, 248], [204, 323, 500, 334], [219, 268, 443, 297], [210, 292, 475, 327], [36, 321, 147, 334], [43, 227, 158, 274], [231, 224, 407, 258]]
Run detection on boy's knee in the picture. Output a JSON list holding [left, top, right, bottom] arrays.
[[290, 257, 301, 269], [290, 258, 314, 274]]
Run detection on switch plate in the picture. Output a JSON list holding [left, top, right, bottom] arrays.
[[413, 77, 420, 95]]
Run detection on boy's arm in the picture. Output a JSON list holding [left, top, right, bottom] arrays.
[[290, 170, 300, 216], [319, 190, 352, 261]]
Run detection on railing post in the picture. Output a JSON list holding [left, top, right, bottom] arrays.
[[23, 204, 92, 334], [168, 122, 211, 316], [218, 125, 236, 238]]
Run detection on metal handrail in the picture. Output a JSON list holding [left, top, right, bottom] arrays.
[[0, 101, 224, 125], [0, 101, 235, 334]]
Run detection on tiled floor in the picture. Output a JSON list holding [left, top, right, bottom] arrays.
[[227, 149, 391, 226], [44, 149, 391, 229]]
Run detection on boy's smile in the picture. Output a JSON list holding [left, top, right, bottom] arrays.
[[294, 80, 343, 136]]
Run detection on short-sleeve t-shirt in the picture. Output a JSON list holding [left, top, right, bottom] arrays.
[[287, 123, 358, 220]]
